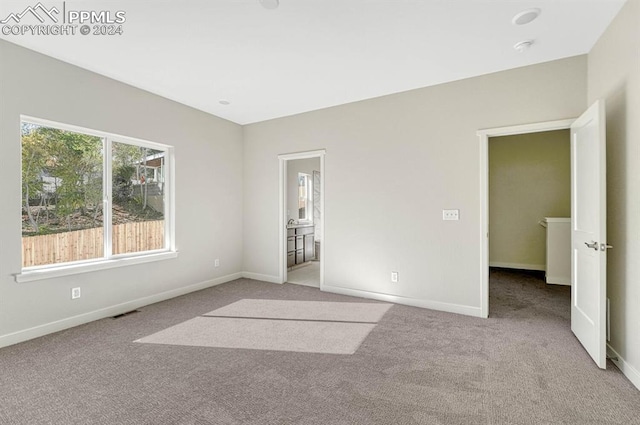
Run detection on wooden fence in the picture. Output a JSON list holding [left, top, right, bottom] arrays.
[[22, 220, 164, 268]]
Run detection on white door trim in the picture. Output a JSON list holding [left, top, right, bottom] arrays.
[[477, 119, 575, 318], [278, 149, 326, 288]]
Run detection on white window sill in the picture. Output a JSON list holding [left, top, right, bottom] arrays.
[[15, 251, 179, 283]]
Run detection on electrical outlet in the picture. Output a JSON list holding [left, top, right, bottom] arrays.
[[71, 287, 81, 300], [443, 209, 460, 221], [214, 258, 220, 267], [391, 271, 398, 283]]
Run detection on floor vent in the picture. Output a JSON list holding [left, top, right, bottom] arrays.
[[112, 310, 140, 319]]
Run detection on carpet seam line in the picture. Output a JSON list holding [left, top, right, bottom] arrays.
[[200, 314, 379, 324]]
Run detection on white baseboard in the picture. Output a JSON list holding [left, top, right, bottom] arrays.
[[546, 276, 571, 285], [0, 272, 243, 349], [489, 262, 545, 271], [322, 285, 483, 318], [607, 344, 640, 391], [242, 272, 282, 284]]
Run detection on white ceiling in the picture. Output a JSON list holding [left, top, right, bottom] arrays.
[[0, 0, 626, 124]]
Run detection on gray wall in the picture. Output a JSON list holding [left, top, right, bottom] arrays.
[[243, 56, 587, 316], [0, 40, 244, 345], [489, 130, 571, 270], [588, 0, 640, 386]]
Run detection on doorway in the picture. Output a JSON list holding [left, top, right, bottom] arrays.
[[488, 129, 571, 277], [478, 119, 574, 318], [484, 103, 608, 369], [278, 150, 325, 289]]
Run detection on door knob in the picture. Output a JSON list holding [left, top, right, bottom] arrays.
[[600, 243, 613, 251], [585, 241, 598, 250]]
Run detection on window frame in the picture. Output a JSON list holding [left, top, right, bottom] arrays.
[[16, 115, 177, 283]]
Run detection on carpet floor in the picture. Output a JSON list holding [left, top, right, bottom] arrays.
[[136, 300, 391, 355], [203, 299, 391, 322], [0, 268, 639, 424], [135, 317, 377, 355]]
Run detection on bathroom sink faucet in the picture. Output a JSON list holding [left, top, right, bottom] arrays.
[[287, 219, 295, 225]]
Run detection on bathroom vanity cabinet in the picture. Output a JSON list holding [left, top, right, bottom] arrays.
[[287, 225, 315, 267]]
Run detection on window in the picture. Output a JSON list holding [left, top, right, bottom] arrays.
[[298, 173, 312, 222], [20, 117, 174, 273]]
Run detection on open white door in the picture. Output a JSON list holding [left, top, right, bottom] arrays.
[[571, 100, 608, 369]]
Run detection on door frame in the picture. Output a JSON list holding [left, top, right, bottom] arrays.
[[477, 119, 575, 318], [278, 149, 326, 288]]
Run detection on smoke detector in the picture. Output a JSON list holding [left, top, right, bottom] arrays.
[[512, 8, 541, 25], [514, 40, 534, 53]]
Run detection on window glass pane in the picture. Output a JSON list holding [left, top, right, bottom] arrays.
[[21, 123, 104, 267], [112, 142, 165, 255]]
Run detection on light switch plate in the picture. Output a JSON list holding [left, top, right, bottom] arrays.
[[443, 209, 460, 221]]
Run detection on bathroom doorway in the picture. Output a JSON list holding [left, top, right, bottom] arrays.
[[278, 150, 325, 288]]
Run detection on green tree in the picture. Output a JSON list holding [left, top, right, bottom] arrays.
[[112, 142, 140, 204], [112, 142, 161, 212], [34, 127, 103, 230], [140, 146, 148, 210], [21, 130, 47, 233]]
